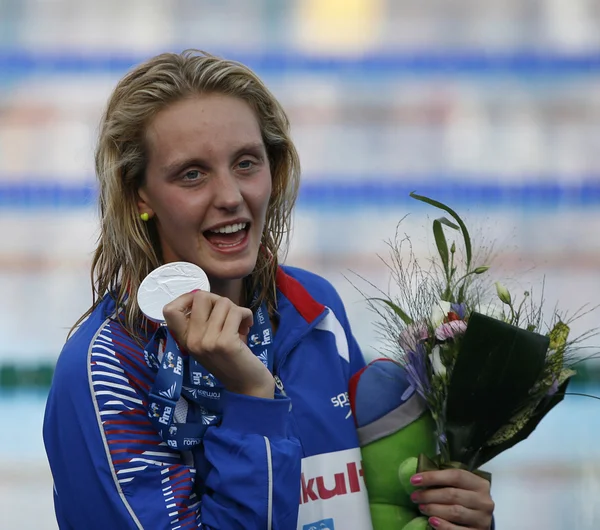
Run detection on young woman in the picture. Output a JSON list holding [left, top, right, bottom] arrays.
[[43, 50, 495, 530]]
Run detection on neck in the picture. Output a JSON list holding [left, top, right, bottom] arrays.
[[210, 278, 245, 307]]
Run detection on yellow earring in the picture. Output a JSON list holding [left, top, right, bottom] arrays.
[[140, 212, 150, 222]]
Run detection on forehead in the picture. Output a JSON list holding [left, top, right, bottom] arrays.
[[145, 94, 264, 163]]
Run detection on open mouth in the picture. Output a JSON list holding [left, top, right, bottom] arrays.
[[203, 222, 250, 249]]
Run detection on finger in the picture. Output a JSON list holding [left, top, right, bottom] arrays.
[[162, 290, 214, 322], [418, 503, 489, 529], [412, 469, 490, 493], [411, 486, 489, 511], [222, 306, 254, 338], [163, 290, 217, 345], [419, 500, 479, 527], [203, 297, 233, 333], [162, 291, 197, 341], [190, 297, 235, 353], [188, 291, 221, 326], [422, 515, 476, 530]]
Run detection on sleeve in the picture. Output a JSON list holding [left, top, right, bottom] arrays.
[[43, 328, 301, 530], [199, 391, 302, 529]]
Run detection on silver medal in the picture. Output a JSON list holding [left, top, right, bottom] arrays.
[[137, 261, 211, 322]]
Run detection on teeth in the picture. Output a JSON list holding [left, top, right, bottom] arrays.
[[211, 222, 247, 234]]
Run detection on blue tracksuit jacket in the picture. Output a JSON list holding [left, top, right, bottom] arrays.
[[43, 266, 373, 529]]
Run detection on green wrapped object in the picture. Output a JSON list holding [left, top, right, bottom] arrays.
[[349, 358, 437, 529]]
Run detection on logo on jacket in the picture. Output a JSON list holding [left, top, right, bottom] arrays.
[[298, 445, 371, 528], [299, 461, 364, 505], [303, 519, 334, 530], [331, 392, 352, 419]]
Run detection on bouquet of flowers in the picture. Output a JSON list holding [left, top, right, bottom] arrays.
[[349, 192, 597, 529]]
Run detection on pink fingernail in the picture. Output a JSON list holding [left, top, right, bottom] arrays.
[[410, 474, 423, 485], [191, 289, 200, 293], [429, 517, 441, 528]]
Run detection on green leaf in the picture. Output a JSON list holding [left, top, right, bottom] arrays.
[[548, 321, 570, 353], [437, 217, 460, 231], [410, 192, 473, 269], [433, 217, 460, 281], [369, 297, 413, 326], [433, 219, 450, 276]]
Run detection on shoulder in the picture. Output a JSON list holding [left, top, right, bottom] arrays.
[[278, 265, 344, 308], [52, 296, 151, 396], [53, 297, 118, 381], [277, 265, 352, 329]]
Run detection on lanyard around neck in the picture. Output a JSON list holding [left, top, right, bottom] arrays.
[[144, 300, 274, 450]]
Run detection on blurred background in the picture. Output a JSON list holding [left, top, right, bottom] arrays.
[[1, 0, 600, 528]]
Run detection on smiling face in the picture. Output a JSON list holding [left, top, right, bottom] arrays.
[[137, 94, 272, 303]]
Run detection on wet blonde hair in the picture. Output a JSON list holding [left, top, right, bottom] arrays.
[[72, 50, 300, 339]]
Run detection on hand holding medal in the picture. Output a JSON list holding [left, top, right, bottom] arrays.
[[138, 261, 275, 399]]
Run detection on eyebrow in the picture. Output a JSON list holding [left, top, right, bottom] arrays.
[[161, 142, 267, 177]]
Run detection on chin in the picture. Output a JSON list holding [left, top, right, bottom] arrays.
[[204, 256, 258, 282]]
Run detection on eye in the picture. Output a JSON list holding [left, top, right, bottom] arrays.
[[182, 170, 202, 181], [237, 159, 254, 170]]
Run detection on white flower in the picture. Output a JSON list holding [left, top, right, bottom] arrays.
[[430, 300, 452, 328], [495, 282, 512, 305], [429, 345, 446, 376]]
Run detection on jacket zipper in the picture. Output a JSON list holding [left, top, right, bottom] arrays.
[[274, 375, 287, 397], [273, 307, 330, 456]]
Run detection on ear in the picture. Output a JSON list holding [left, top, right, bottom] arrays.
[[137, 186, 155, 219]]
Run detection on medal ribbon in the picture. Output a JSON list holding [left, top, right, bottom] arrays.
[[144, 300, 274, 450]]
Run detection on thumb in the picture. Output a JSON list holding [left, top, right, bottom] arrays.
[[238, 307, 254, 339]]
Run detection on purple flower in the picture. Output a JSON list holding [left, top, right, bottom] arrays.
[[451, 303, 466, 320], [404, 343, 431, 399], [434, 320, 467, 341]]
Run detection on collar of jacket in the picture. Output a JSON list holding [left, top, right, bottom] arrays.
[[272, 267, 329, 373]]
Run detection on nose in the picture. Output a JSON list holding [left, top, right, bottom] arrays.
[[213, 170, 243, 212]]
